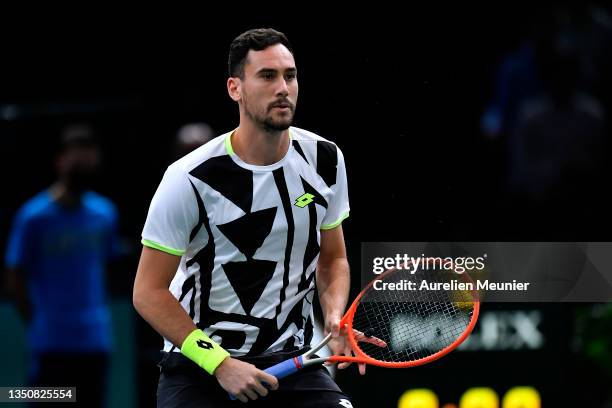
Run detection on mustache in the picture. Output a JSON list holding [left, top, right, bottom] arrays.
[[268, 99, 294, 111]]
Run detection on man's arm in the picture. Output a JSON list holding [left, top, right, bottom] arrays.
[[133, 246, 278, 403], [133, 246, 195, 346], [5, 207, 33, 323], [316, 225, 350, 337], [316, 225, 368, 374], [5, 267, 31, 322]]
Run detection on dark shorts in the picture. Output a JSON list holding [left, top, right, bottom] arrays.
[[156, 351, 354, 408]]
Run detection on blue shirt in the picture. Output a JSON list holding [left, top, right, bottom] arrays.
[[5, 190, 119, 353]]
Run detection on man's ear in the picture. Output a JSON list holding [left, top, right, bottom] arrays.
[[227, 77, 242, 102]]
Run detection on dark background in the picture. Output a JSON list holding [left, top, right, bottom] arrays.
[[1, 5, 611, 407]]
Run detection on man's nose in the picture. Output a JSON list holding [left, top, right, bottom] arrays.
[[276, 78, 289, 96]]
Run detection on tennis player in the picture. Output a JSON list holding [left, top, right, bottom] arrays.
[[133, 28, 359, 407]]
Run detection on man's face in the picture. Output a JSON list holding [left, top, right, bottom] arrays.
[[57, 145, 101, 192], [239, 44, 298, 132]]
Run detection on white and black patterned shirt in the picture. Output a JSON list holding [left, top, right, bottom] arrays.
[[141, 127, 350, 356]]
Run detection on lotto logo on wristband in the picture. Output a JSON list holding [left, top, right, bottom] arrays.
[[197, 339, 213, 350], [181, 329, 230, 375]]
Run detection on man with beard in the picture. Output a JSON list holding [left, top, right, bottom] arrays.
[[4, 124, 118, 407], [134, 28, 357, 407]]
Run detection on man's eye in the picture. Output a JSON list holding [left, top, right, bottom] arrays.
[[285, 73, 297, 80], [262, 73, 275, 80]]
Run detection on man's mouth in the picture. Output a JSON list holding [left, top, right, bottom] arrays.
[[271, 102, 292, 110]]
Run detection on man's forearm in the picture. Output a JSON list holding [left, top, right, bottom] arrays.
[[317, 257, 350, 322], [5, 268, 31, 322], [133, 287, 197, 348]]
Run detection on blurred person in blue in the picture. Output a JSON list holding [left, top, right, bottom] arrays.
[[4, 123, 119, 407]]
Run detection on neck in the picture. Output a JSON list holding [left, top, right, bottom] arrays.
[[50, 181, 82, 208], [231, 118, 290, 166]]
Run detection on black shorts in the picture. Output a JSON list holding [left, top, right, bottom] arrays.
[[156, 350, 354, 408]]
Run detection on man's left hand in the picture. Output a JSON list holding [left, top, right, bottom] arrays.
[[324, 315, 387, 375]]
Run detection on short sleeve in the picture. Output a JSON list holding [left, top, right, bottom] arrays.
[[141, 165, 200, 256], [321, 146, 350, 230], [5, 207, 33, 269]]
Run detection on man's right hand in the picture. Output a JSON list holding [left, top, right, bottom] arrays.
[[214, 357, 279, 403]]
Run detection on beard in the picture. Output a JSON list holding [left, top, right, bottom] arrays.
[[243, 95, 295, 132], [261, 114, 292, 132]]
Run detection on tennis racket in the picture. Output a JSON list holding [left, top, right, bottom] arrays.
[[230, 259, 479, 399]]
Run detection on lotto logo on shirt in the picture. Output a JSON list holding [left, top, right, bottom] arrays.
[[295, 193, 315, 208]]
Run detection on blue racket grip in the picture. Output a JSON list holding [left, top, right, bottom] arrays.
[[228, 356, 303, 400], [264, 355, 303, 379]]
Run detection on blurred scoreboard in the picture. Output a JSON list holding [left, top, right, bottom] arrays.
[[336, 303, 594, 407]]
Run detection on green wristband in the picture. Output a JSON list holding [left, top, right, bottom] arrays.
[[180, 329, 230, 375]]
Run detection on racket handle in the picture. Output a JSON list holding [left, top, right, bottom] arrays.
[[264, 355, 303, 379], [228, 356, 304, 400]]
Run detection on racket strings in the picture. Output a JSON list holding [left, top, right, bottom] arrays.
[[351, 268, 476, 363]]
